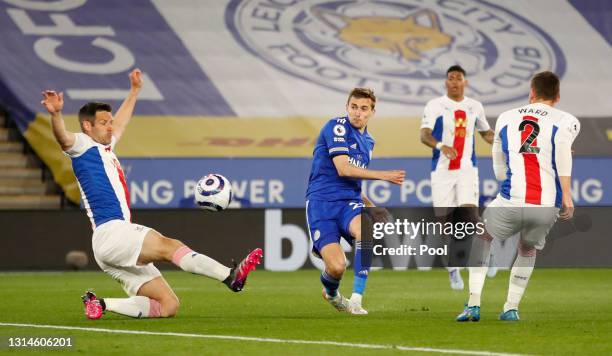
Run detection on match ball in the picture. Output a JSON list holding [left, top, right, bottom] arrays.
[[194, 174, 232, 211]]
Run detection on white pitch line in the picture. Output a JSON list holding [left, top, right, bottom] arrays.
[[0, 322, 528, 356]]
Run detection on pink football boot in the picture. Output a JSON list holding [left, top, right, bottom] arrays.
[[226, 248, 263, 292], [81, 290, 103, 320]]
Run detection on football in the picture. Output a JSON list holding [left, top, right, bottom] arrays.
[[194, 174, 232, 211]]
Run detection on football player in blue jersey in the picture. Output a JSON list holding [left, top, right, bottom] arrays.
[[305, 88, 405, 314]]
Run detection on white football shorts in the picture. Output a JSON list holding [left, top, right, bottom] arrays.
[[92, 219, 162, 296], [483, 196, 559, 250], [431, 166, 479, 207]]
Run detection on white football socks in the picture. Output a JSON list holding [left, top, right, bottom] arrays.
[[104, 296, 160, 318], [467, 236, 492, 307], [468, 267, 488, 307], [504, 254, 536, 312], [172, 246, 231, 282]]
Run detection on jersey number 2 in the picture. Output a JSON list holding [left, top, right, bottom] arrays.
[[519, 116, 540, 154]]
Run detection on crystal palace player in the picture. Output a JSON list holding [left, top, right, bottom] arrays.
[[41, 69, 262, 320], [420, 65, 494, 289], [457, 71, 580, 322], [306, 88, 405, 315]]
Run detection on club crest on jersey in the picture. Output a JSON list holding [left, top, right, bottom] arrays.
[[226, 0, 565, 106]]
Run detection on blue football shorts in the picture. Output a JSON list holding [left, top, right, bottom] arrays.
[[305, 199, 364, 257]]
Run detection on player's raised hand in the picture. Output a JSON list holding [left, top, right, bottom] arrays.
[[384, 170, 405, 185], [129, 68, 143, 91], [41, 90, 64, 115], [441, 145, 458, 160]]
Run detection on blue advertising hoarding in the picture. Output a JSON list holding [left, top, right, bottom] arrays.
[[121, 157, 609, 208]]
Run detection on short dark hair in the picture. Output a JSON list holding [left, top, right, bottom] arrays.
[[530, 71, 560, 100], [78, 102, 112, 129], [446, 65, 466, 77], [347, 87, 376, 109]]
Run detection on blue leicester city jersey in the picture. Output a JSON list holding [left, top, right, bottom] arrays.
[[306, 116, 375, 201]]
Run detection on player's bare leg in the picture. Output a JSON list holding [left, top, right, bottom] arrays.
[[136, 277, 179, 316], [347, 214, 369, 314], [319, 243, 349, 312], [139, 230, 262, 291]]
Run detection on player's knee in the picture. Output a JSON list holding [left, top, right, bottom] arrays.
[[326, 260, 346, 278], [160, 297, 180, 317], [518, 241, 537, 257]]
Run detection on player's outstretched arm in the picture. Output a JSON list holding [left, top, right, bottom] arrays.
[[332, 155, 404, 185], [112, 68, 143, 141], [420, 128, 457, 159], [41, 90, 75, 151]]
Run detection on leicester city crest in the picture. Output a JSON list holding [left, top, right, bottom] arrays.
[[226, 0, 565, 106]]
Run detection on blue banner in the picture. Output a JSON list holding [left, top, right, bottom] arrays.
[[121, 157, 610, 208], [0, 0, 233, 131]]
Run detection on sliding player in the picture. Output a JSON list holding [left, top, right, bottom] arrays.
[[41, 69, 262, 320]]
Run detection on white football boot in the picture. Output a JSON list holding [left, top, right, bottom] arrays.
[[322, 289, 349, 312], [347, 294, 368, 315]]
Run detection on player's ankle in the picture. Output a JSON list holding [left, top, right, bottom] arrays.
[[350, 293, 363, 305]]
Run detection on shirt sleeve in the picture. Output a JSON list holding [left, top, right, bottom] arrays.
[[491, 116, 507, 181], [63, 133, 90, 157], [475, 103, 491, 132], [420, 102, 438, 130], [322, 119, 350, 157], [554, 115, 581, 176], [557, 114, 581, 145]]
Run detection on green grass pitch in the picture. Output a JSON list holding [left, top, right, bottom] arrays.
[[1, 269, 611, 355]]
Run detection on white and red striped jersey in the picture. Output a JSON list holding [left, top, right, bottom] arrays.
[[64, 133, 131, 229], [493, 102, 580, 208], [421, 95, 490, 171]]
